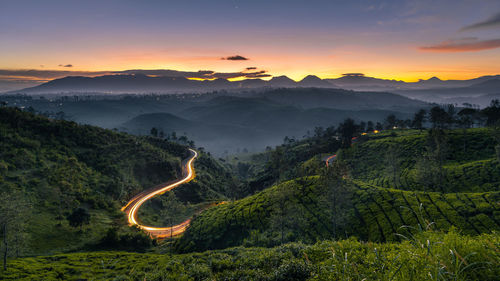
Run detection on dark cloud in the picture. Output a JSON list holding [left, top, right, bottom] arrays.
[[419, 38, 500, 52], [119, 69, 215, 78], [245, 67, 257, 70], [342, 73, 365, 77], [58, 64, 73, 67], [222, 55, 249, 61], [461, 12, 500, 31]]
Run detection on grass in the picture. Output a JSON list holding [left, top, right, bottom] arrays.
[[2, 230, 498, 280]]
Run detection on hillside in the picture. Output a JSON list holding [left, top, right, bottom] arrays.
[[1, 91, 422, 155], [120, 95, 414, 154], [246, 88, 428, 112], [338, 128, 499, 193], [174, 128, 500, 252], [0, 107, 232, 255]]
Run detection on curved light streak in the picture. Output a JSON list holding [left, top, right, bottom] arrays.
[[122, 148, 198, 237]]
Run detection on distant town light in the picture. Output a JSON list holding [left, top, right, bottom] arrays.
[[373, 130, 379, 133]]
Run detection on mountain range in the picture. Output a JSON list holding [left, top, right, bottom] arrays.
[[6, 72, 500, 96]]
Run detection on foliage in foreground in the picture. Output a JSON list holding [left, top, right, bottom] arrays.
[[2, 230, 499, 281]]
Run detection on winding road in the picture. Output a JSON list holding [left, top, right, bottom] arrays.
[[121, 148, 198, 238]]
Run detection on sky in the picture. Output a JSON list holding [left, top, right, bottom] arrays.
[[1, 0, 500, 90]]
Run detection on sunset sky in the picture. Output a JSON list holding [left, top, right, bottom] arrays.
[[1, 0, 500, 89]]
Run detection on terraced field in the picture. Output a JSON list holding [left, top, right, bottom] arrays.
[[175, 175, 500, 252]]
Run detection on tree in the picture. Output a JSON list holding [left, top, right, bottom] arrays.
[[457, 108, 477, 129], [0, 187, 31, 270], [412, 109, 426, 130], [457, 107, 478, 154], [269, 185, 296, 245], [366, 121, 374, 132], [150, 127, 158, 137], [481, 99, 500, 126], [492, 121, 500, 162], [417, 129, 449, 191], [385, 144, 401, 187], [319, 161, 352, 238], [67, 207, 90, 231], [359, 121, 366, 132], [385, 114, 397, 129], [446, 104, 456, 128], [338, 118, 357, 148], [160, 192, 186, 240], [429, 106, 449, 129]]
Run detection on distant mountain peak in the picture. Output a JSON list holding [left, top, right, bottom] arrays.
[[300, 75, 322, 82], [270, 75, 294, 82]]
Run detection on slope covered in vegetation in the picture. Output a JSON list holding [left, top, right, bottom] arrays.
[[0, 107, 232, 255], [338, 128, 498, 192], [176, 128, 500, 252], [4, 230, 499, 281]]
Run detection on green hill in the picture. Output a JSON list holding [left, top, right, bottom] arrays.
[[0, 107, 232, 255], [175, 128, 500, 252], [175, 176, 500, 252], [338, 128, 498, 192]]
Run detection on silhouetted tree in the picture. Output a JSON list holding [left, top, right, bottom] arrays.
[[150, 127, 158, 137], [366, 121, 374, 132], [412, 109, 426, 130], [385, 114, 397, 129], [429, 106, 449, 129], [359, 121, 366, 132], [67, 207, 90, 231], [338, 118, 357, 148], [457, 108, 477, 129], [446, 104, 456, 128], [481, 99, 500, 126], [457, 107, 478, 154]]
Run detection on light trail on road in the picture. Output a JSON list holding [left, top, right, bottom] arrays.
[[121, 148, 198, 238]]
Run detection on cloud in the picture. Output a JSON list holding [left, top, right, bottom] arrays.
[[461, 12, 500, 31], [419, 38, 500, 52], [245, 67, 257, 70], [58, 64, 73, 67], [119, 69, 215, 79], [210, 70, 270, 79], [221, 55, 249, 61]]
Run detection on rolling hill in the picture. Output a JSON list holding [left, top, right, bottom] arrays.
[[174, 128, 500, 253], [119, 95, 415, 154], [0, 107, 232, 255]]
